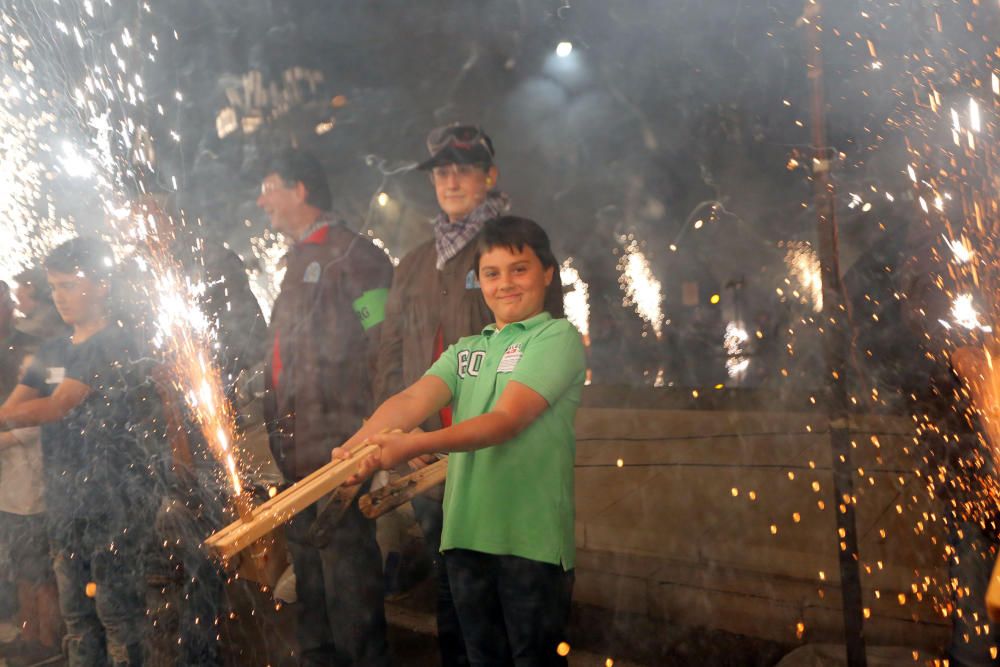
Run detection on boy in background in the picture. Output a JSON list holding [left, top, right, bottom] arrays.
[[0, 238, 160, 667]]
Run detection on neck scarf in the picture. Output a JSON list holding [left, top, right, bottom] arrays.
[[433, 191, 510, 270]]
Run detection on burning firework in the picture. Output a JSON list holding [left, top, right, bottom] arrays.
[[0, 0, 251, 500], [616, 236, 664, 337], [724, 321, 750, 378], [125, 202, 245, 495], [0, 21, 74, 281], [783, 241, 823, 313], [249, 230, 288, 323], [560, 258, 590, 340]]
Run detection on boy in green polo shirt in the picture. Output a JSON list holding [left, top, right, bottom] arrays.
[[335, 215, 585, 666]]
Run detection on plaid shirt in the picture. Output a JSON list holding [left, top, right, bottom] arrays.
[[433, 191, 510, 270]]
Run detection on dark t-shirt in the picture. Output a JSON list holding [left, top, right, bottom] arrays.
[[20, 324, 161, 528]]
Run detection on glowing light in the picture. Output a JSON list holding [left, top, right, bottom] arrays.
[[555, 41, 573, 58], [784, 241, 823, 312], [617, 238, 664, 337], [556, 642, 571, 657], [942, 236, 973, 264], [377, 192, 389, 207], [248, 230, 288, 323], [969, 97, 981, 133], [951, 294, 992, 332], [724, 321, 750, 378], [59, 141, 95, 178], [710, 293, 721, 305], [560, 258, 590, 338]]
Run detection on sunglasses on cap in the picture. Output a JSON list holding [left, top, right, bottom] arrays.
[[426, 124, 495, 158]]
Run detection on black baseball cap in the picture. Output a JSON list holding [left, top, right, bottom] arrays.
[[417, 124, 495, 171]]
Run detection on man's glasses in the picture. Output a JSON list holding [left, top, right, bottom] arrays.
[[430, 163, 487, 181]]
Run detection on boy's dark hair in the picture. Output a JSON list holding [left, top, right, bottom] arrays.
[[475, 216, 565, 317], [44, 237, 115, 282], [13, 267, 53, 304], [265, 149, 332, 212]]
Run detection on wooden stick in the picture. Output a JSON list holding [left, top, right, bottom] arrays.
[[204, 443, 379, 560], [359, 458, 448, 519]]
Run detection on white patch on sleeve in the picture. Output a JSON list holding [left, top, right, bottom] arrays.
[[46, 367, 65, 385], [303, 261, 322, 284]]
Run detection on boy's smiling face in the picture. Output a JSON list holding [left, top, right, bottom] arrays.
[[478, 244, 553, 329]]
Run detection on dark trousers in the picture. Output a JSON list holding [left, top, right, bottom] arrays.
[[445, 549, 574, 667], [50, 519, 147, 667], [286, 502, 389, 667], [411, 495, 468, 667]]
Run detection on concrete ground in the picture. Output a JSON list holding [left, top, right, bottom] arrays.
[[0, 597, 648, 667], [384, 597, 646, 667]]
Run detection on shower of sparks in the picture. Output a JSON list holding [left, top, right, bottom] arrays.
[[948, 294, 993, 333], [845, 0, 1000, 637], [0, 21, 74, 281], [560, 258, 590, 339], [783, 241, 822, 312], [249, 230, 287, 323], [616, 237, 663, 337], [122, 204, 245, 496], [942, 235, 973, 264], [0, 1, 249, 499], [723, 321, 750, 378]]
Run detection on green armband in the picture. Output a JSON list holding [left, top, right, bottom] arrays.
[[352, 288, 389, 331]]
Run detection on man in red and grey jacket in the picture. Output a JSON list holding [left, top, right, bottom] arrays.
[[257, 149, 392, 667]]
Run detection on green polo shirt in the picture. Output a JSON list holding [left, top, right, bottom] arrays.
[[425, 312, 586, 569]]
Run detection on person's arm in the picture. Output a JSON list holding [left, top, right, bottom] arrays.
[[339, 379, 549, 483], [0, 383, 41, 412], [335, 374, 453, 456], [0, 430, 22, 451], [341, 321, 587, 481], [345, 242, 392, 386], [0, 378, 90, 429]]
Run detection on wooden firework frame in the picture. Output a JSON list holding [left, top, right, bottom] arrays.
[[204, 443, 379, 561], [153, 371, 292, 587], [359, 458, 448, 519]]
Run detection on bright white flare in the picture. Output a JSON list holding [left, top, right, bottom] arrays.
[[617, 238, 664, 337], [784, 241, 823, 313], [951, 294, 991, 332], [560, 258, 590, 338], [556, 41, 573, 58], [724, 321, 750, 378], [943, 235, 973, 264], [248, 230, 288, 323]]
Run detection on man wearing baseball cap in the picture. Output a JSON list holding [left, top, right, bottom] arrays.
[[374, 125, 563, 666]]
